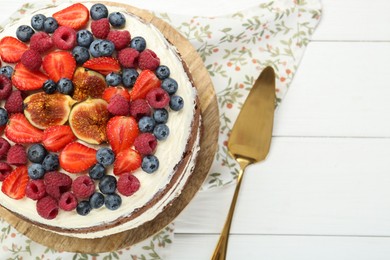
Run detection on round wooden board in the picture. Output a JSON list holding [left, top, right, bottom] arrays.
[[0, 2, 219, 253]]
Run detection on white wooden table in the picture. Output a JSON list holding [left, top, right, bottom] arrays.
[[3, 0, 390, 259]]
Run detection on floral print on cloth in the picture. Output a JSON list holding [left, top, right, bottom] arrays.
[[0, 0, 321, 259]]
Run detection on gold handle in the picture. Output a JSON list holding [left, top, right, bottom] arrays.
[[211, 158, 251, 260]]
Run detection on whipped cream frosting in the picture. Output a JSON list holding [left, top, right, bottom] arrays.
[[0, 1, 200, 238]]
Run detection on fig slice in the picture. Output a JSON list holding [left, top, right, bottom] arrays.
[[24, 92, 76, 129], [72, 67, 107, 101], [69, 98, 110, 144]]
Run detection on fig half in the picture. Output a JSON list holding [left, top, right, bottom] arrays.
[[72, 67, 107, 101]]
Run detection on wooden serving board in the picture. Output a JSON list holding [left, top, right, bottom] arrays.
[[0, 2, 219, 253]]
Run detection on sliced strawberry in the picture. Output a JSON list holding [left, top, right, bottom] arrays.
[[1, 165, 28, 199], [42, 125, 77, 152], [5, 113, 44, 144], [106, 116, 139, 155], [59, 142, 97, 173], [0, 36, 28, 63], [113, 148, 142, 175], [12, 63, 49, 91], [102, 86, 130, 103], [130, 70, 161, 100], [83, 57, 121, 76], [42, 51, 76, 82], [52, 3, 89, 30]]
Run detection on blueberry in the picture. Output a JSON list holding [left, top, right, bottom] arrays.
[[108, 12, 126, 28], [76, 29, 94, 47], [153, 124, 170, 140], [89, 163, 105, 180], [57, 78, 74, 95], [76, 201, 92, 216], [43, 17, 58, 33], [16, 25, 35, 42], [105, 193, 122, 210], [42, 79, 57, 94], [106, 72, 122, 86], [98, 40, 115, 57], [72, 46, 90, 65], [89, 192, 105, 209], [31, 14, 46, 31], [169, 95, 184, 111], [27, 144, 47, 163], [122, 68, 139, 88], [89, 39, 103, 57], [0, 108, 8, 126], [130, 36, 146, 52], [90, 4, 108, 20], [28, 163, 45, 179], [161, 78, 178, 95], [142, 155, 159, 173], [155, 65, 170, 80], [138, 116, 156, 133], [42, 153, 59, 172], [0, 66, 14, 79], [96, 148, 115, 167], [99, 175, 117, 194], [153, 109, 169, 124]]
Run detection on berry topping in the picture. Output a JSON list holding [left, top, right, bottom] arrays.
[[106, 116, 139, 154], [76, 29, 94, 47], [16, 25, 35, 42], [0, 137, 10, 159], [72, 175, 95, 199], [27, 144, 47, 164], [29, 32, 54, 53], [31, 14, 46, 31], [0, 36, 28, 63], [57, 78, 74, 95], [91, 18, 110, 39], [105, 193, 122, 210], [0, 108, 8, 126], [130, 70, 161, 101], [53, 26, 77, 50], [146, 88, 170, 109], [170, 95, 184, 111], [161, 78, 178, 95], [89, 163, 105, 180], [96, 148, 115, 167], [44, 171, 72, 199], [105, 72, 122, 86], [107, 94, 130, 116], [108, 12, 126, 28], [118, 47, 139, 68], [12, 63, 49, 91], [107, 30, 131, 50], [72, 46, 90, 65], [138, 49, 160, 71], [42, 51, 76, 82], [130, 36, 146, 52], [28, 163, 45, 180], [122, 68, 139, 88], [43, 17, 59, 33], [26, 179, 46, 200], [42, 153, 59, 172], [0, 75, 12, 100], [102, 86, 130, 103], [0, 66, 14, 79], [21, 49, 42, 71], [90, 4, 109, 20], [42, 125, 77, 152], [98, 40, 115, 57], [142, 155, 159, 173], [89, 39, 103, 57], [59, 142, 97, 173], [83, 57, 121, 76], [36, 196, 58, 219], [42, 79, 57, 94], [53, 3, 89, 30], [153, 124, 170, 140], [59, 191, 77, 211], [76, 200, 92, 216], [7, 144, 27, 166], [138, 116, 156, 133], [117, 173, 140, 197], [113, 148, 142, 175], [89, 192, 105, 209], [1, 165, 28, 199], [5, 90, 24, 114], [129, 99, 152, 121], [134, 133, 157, 155], [5, 113, 44, 144], [99, 175, 117, 194], [0, 162, 12, 181], [155, 65, 170, 80], [153, 108, 169, 124]]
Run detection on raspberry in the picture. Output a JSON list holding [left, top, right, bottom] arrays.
[[53, 26, 77, 50], [146, 88, 170, 109], [21, 49, 42, 71], [0, 75, 12, 100], [91, 18, 110, 39], [117, 173, 140, 196], [72, 175, 95, 199], [0, 137, 11, 159], [118, 47, 139, 68], [7, 144, 27, 165], [36, 195, 58, 220], [0, 162, 12, 181], [44, 171, 72, 199], [107, 94, 130, 116], [138, 49, 160, 71], [5, 90, 24, 113], [107, 30, 131, 50], [129, 99, 151, 121], [26, 179, 46, 200], [30, 32, 53, 53], [134, 133, 157, 155], [59, 191, 78, 211]]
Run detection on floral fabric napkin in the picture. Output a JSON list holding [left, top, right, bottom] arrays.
[[0, 0, 321, 259]]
